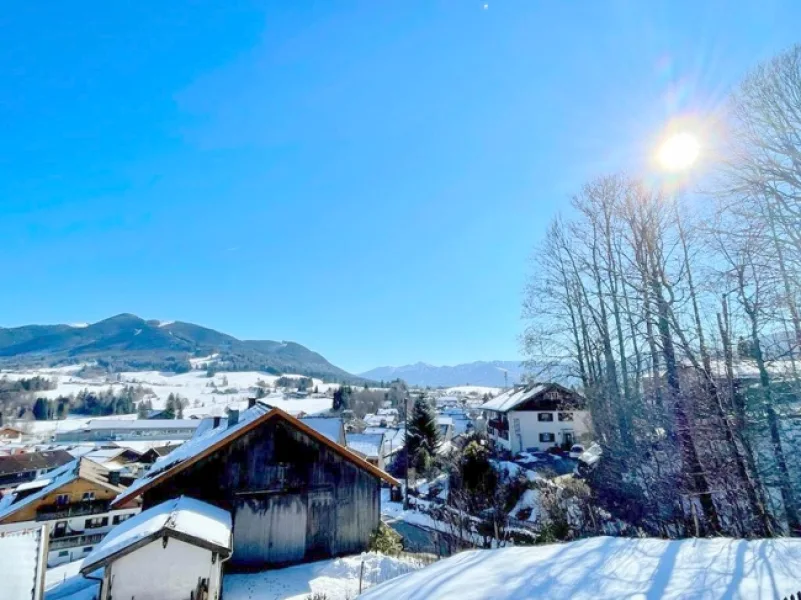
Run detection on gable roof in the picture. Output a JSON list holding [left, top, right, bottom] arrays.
[[112, 403, 398, 508], [481, 383, 582, 413], [0, 525, 47, 600], [0, 450, 74, 477], [0, 458, 130, 523], [346, 433, 385, 459], [81, 496, 232, 573]]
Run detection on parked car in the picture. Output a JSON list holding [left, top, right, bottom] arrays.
[[569, 444, 586, 459]]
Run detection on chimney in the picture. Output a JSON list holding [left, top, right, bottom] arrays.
[[248, 397, 257, 409], [228, 409, 239, 428], [212, 416, 222, 428]]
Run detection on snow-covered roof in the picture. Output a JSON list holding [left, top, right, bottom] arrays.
[[436, 416, 454, 426], [80, 419, 199, 431], [360, 536, 801, 600], [480, 385, 547, 413], [113, 403, 398, 507], [82, 496, 232, 572], [0, 458, 127, 522], [0, 525, 47, 600], [299, 417, 344, 444], [346, 433, 384, 459]]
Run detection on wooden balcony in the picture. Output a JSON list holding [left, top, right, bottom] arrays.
[[49, 532, 104, 550], [36, 500, 111, 521]]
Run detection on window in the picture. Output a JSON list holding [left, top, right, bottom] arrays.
[[81, 492, 95, 502], [539, 433, 556, 443], [558, 412, 573, 422], [85, 517, 108, 529], [113, 514, 131, 525], [56, 494, 70, 506], [537, 413, 554, 422], [545, 391, 560, 400], [83, 546, 93, 553], [58, 551, 69, 558]]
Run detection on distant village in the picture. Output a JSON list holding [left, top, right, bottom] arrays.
[[0, 362, 599, 600]]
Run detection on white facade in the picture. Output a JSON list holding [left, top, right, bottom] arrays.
[[100, 536, 224, 600], [505, 409, 591, 454]]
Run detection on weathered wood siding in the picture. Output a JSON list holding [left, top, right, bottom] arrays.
[[142, 419, 381, 569]]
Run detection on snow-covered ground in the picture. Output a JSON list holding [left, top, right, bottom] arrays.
[[45, 551, 426, 600], [443, 385, 501, 397], [360, 536, 801, 600], [3, 367, 337, 440], [223, 552, 425, 600]]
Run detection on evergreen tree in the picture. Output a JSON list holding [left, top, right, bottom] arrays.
[[162, 393, 177, 419], [32, 397, 50, 421], [137, 401, 149, 419], [407, 397, 439, 473], [333, 385, 352, 411]]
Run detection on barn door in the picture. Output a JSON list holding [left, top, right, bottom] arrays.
[[305, 488, 334, 560], [233, 493, 307, 568]]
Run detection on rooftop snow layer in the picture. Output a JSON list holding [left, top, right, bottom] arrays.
[[360, 536, 801, 600], [82, 496, 231, 571], [79, 419, 199, 430], [346, 433, 384, 459], [0, 525, 46, 600], [115, 404, 274, 502], [300, 417, 344, 444], [0, 460, 79, 519], [480, 385, 546, 413]]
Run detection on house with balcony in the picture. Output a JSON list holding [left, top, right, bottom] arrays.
[[0, 458, 141, 566], [482, 383, 591, 455]]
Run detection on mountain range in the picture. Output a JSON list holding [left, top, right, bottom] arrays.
[[0, 314, 357, 382], [360, 360, 527, 388]]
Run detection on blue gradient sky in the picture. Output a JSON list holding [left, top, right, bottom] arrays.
[[1, 1, 799, 372]]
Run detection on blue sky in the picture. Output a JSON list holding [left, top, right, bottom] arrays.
[[1, 1, 799, 373]]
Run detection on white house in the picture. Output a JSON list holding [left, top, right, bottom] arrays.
[[80, 495, 232, 600], [482, 383, 591, 454]]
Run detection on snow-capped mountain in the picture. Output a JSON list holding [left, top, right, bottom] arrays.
[[360, 360, 527, 388]]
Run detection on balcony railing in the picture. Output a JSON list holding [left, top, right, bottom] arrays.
[[49, 533, 104, 550], [36, 500, 111, 521], [488, 426, 509, 440]]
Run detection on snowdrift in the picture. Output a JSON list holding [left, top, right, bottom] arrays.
[[359, 536, 801, 600]]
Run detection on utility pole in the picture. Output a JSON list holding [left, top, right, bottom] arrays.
[[403, 392, 410, 510]]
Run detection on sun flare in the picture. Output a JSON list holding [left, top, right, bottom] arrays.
[[657, 132, 700, 171]]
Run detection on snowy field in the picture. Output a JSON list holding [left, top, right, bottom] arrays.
[[45, 552, 426, 600], [3, 365, 336, 439], [360, 536, 801, 600], [224, 552, 425, 600], [443, 385, 501, 397]]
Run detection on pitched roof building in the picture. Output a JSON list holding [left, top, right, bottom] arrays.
[[113, 401, 398, 570], [0, 450, 74, 489]]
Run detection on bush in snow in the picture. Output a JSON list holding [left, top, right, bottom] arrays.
[[368, 522, 403, 556]]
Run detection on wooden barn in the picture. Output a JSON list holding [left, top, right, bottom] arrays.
[[112, 402, 398, 570]]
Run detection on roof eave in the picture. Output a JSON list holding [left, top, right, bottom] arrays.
[[80, 528, 232, 574]]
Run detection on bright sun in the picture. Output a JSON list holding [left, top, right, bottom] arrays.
[[657, 132, 700, 171]]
